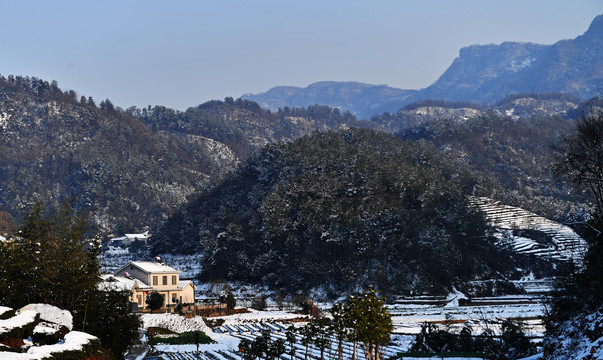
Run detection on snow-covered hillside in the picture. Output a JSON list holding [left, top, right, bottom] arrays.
[[472, 197, 588, 265]]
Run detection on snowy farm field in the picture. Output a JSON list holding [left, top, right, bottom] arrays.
[[142, 309, 408, 360], [138, 289, 549, 360]]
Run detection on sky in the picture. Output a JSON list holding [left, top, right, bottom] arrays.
[[0, 1, 601, 110]]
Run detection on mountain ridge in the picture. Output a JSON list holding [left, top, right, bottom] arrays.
[[243, 15, 603, 119]]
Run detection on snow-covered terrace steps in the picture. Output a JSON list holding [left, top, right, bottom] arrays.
[[470, 197, 588, 263]]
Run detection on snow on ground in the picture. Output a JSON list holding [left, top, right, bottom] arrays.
[[471, 197, 588, 265], [141, 313, 212, 335], [141, 310, 303, 335], [389, 301, 546, 337], [155, 336, 241, 354], [139, 296, 549, 359], [214, 309, 305, 323]]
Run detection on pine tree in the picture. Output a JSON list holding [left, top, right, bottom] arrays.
[[346, 289, 393, 360]]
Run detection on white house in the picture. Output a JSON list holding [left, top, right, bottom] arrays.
[[101, 260, 196, 312], [109, 231, 151, 247]]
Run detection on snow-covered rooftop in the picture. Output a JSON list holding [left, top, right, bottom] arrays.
[[179, 280, 195, 289], [128, 261, 179, 274], [124, 232, 151, 239], [99, 274, 150, 291]]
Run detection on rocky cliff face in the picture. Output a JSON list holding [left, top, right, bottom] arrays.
[[415, 15, 603, 104]]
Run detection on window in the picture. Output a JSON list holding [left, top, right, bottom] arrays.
[[153, 276, 158, 286], [137, 295, 142, 305], [172, 275, 177, 285], [162, 276, 167, 285]]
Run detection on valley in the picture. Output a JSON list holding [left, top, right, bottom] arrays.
[[1, 12, 602, 360]]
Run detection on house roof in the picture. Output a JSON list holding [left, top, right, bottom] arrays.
[[99, 274, 150, 291], [124, 232, 151, 239], [117, 261, 180, 275], [110, 231, 151, 242], [179, 280, 196, 289]]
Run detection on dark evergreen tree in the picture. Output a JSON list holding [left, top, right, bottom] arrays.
[[83, 288, 142, 360], [146, 291, 164, 311], [0, 201, 140, 359]]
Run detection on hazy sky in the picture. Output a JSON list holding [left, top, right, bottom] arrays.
[[1, 1, 600, 110]]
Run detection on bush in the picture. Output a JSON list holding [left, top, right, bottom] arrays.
[[411, 320, 536, 360], [146, 291, 164, 311], [0, 311, 40, 343], [251, 295, 268, 311]]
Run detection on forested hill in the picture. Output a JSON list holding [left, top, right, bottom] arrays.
[[0, 76, 214, 233], [0, 76, 365, 234], [151, 128, 554, 295], [131, 98, 372, 156], [395, 111, 590, 222]]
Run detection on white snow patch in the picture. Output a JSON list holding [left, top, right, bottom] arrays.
[[444, 287, 467, 308], [33, 324, 57, 335], [0, 307, 12, 317], [25, 331, 98, 359], [0, 310, 38, 334], [141, 313, 213, 335], [20, 304, 73, 330]]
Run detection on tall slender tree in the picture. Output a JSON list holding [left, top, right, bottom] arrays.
[[346, 289, 393, 360]]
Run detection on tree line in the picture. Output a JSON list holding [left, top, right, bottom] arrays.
[[0, 200, 140, 359]]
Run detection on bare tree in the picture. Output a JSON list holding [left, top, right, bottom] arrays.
[[554, 111, 603, 223]]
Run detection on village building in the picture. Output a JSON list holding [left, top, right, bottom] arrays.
[[109, 231, 152, 247], [101, 260, 195, 312]]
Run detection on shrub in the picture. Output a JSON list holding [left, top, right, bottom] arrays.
[[251, 295, 268, 311]]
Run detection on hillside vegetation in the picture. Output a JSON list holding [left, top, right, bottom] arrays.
[[0, 77, 366, 234], [396, 112, 590, 222], [152, 128, 553, 295], [0, 76, 209, 233]]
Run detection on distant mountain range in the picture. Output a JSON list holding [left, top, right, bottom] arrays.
[[243, 15, 603, 119]]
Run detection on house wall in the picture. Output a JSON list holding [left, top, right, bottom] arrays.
[[180, 284, 195, 304], [148, 272, 179, 289]]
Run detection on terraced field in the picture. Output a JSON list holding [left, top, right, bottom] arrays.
[[471, 197, 588, 265], [156, 320, 407, 360]]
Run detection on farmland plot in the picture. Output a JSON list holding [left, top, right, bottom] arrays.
[[148, 289, 548, 360]]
